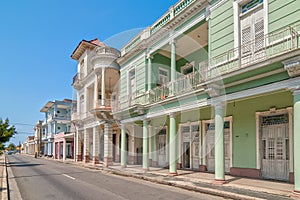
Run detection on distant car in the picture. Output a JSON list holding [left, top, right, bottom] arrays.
[[7, 151, 13, 155]]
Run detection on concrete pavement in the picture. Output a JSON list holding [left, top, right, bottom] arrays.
[[50, 157, 300, 200], [2, 154, 300, 199], [4, 155, 224, 200]]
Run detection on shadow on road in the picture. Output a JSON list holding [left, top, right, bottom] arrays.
[[10, 170, 98, 179], [7, 162, 43, 167]]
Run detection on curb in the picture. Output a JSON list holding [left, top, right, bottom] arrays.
[[40, 156, 293, 200], [102, 168, 263, 200], [1, 156, 8, 200]]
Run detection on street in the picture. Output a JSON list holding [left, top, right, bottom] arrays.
[[7, 155, 226, 200]]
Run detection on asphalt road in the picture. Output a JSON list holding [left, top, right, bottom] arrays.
[[7, 154, 226, 200]]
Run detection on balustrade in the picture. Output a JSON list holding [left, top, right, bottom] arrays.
[[116, 23, 300, 110]]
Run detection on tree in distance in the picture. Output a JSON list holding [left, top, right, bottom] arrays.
[[0, 118, 17, 152]]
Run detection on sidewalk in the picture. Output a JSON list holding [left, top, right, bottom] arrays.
[[0, 155, 8, 200], [49, 157, 300, 200]]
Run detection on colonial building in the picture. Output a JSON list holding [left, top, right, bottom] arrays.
[[23, 136, 35, 155], [71, 39, 121, 166], [112, 0, 300, 193], [34, 120, 44, 156], [40, 99, 72, 157]]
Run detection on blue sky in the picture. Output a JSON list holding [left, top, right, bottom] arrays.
[[0, 0, 179, 145]]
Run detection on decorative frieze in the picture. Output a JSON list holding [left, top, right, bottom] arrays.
[[283, 56, 300, 77]]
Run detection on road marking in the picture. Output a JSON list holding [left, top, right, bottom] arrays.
[[62, 174, 76, 180]]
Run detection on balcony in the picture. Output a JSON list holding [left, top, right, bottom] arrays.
[[201, 23, 300, 80], [47, 113, 71, 123], [72, 73, 84, 90], [90, 46, 120, 72], [90, 99, 114, 120], [117, 23, 300, 109], [122, 0, 202, 55]]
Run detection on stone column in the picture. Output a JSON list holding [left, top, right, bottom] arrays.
[[169, 113, 178, 175], [53, 142, 56, 159], [214, 103, 225, 184], [76, 130, 82, 161], [151, 127, 157, 166], [101, 67, 106, 106], [94, 75, 98, 107], [116, 131, 120, 163], [170, 38, 176, 95], [103, 123, 113, 167], [142, 120, 149, 172], [84, 129, 90, 163], [148, 126, 152, 166], [147, 54, 152, 91], [92, 126, 100, 164], [63, 140, 66, 161], [294, 90, 300, 193], [57, 142, 60, 159], [121, 124, 127, 168]]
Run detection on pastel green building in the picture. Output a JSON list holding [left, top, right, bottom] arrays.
[[112, 0, 300, 193]]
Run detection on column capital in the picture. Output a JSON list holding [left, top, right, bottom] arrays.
[[283, 56, 300, 77], [142, 119, 150, 125], [146, 54, 154, 60], [214, 102, 226, 110], [120, 123, 126, 130], [169, 112, 179, 118], [169, 38, 177, 45], [288, 86, 300, 95], [146, 48, 153, 59]]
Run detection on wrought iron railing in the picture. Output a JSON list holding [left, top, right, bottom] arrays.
[[116, 23, 300, 110]]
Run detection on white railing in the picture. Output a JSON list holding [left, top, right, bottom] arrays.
[[116, 23, 300, 109], [122, 0, 199, 54], [95, 99, 111, 108]]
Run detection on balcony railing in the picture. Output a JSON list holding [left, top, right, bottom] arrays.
[[95, 99, 112, 109], [202, 24, 299, 79], [47, 114, 71, 121], [122, 0, 199, 54], [117, 23, 300, 110]]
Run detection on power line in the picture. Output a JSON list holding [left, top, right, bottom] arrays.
[[16, 132, 35, 135], [11, 122, 35, 126]]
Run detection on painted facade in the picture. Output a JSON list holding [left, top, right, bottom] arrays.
[[40, 99, 73, 157], [23, 136, 35, 155], [66, 0, 300, 193], [71, 39, 122, 166], [110, 0, 300, 193], [34, 120, 44, 156]]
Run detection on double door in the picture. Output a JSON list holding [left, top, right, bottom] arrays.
[[261, 114, 289, 181], [205, 122, 230, 173]]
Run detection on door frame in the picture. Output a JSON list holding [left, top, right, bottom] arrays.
[[255, 107, 293, 173], [202, 116, 233, 170], [178, 121, 201, 169], [156, 126, 168, 167]]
